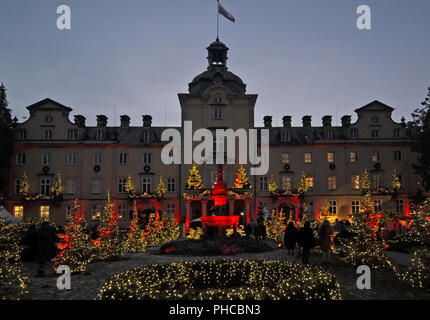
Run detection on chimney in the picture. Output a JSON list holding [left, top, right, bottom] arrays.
[[142, 115, 152, 127], [96, 115, 108, 127], [282, 116, 292, 128], [263, 116, 272, 128], [302, 115, 312, 127], [74, 115, 86, 128], [341, 115, 352, 127], [120, 115, 130, 128], [322, 115, 332, 127]]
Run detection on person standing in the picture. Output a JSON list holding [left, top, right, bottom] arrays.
[[300, 221, 316, 264], [284, 222, 297, 255], [319, 220, 333, 263]]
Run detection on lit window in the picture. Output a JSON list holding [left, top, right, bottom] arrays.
[[213, 109, 223, 120], [117, 203, 127, 219], [92, 153, 102, 165], [328, 176, 336, 191], [374, 200, 383, 212], [68, 129, 78, 141], [91, 205, 101, 221], [66, 180, 76, 195], [118, 178, 127, 193], [372, 174, 383, 190], [14, 206, 24, 219], [281, 152, 290, 164], [92, 178, 102, 194], [351, 175, 360, 190], [142, 177, 152, 193], [304, 152, 312, 164], [167, 178, 176, 193], [143, 153, 152, 164], [396, 200, 404, 214], [259, 177, 268, 192], [349, 152, 358, 163], [16, 153, 26, 165], [305, 176, 314, 191], [41, 153, 51, 165], [119, 153, 128, 165], [394, 151, 402, 161], [371, 152, 380, 162], [281, 176, 292, 192], [167, 203, 176, 217], [371, 129, 379, 139], [67, 153, 78, 165], [327, 152, 335, 163], [352, 200, 360, 214], [40, 206, 50, 219], [40, 178, 51, 196], [328, 201, 337, 215], [44, 129, 53, 140]]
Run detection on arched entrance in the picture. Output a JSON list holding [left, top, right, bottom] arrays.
[[278, 202, 296, 221]]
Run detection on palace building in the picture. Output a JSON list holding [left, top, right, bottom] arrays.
[[5, 39, 421, 229]]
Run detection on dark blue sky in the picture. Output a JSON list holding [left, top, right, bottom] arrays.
[[1, 0, 429, 126]]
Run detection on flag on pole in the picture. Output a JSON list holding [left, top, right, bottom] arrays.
[[218, 2, 236, 23]]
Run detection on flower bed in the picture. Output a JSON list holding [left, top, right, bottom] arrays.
[[98, 259, 342, 300], [159, 237, 276, 255]]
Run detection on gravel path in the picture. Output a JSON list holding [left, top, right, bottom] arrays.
[[26, 247, 430, 300]]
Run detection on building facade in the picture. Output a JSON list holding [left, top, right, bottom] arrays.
[[4, 39, 421, 228]]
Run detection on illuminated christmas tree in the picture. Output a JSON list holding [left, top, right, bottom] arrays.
[[51, 171, 65, 198], [124, 201, 146, 253], [360, 169, 371, 194], [0, 217, 28, 299], [186, 163, 203, 189], [297, 171, 309, 195], [319, 200, 331, 220], [94, 192, 125, 261], [268, 175, 278, 193], [234, 165, 250, 189], [264, 209, 287, 242], [18, 171, 30, 196], [143, 212, 179, 247], [390, 169, 402, 193], [155, 175, 167, 198], [125, 175, 136, 196], [52, 200, 93, 273]]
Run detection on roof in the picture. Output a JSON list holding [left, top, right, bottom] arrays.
[[355, 100, 394, 113], [26, 98, 73, 112]]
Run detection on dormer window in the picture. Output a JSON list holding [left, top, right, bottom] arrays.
[[281, 130, 290, 142], [44, 129, 53, 140], [325, 130, 334, 140], [96, 129, 104, 141], [371, 116, 379, 124], [213, 109, 223, 120], [394, 128, 400, 138], [18, 129, 26, 140], [68, 129, 78, 141], [213, 95, 223, 105], [143, 130, 151, 143], [45, 115, 53, 123], [350, 129, 358, 139], [371, 129, 379, 139]]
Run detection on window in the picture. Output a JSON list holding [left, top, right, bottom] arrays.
[[305, 176, 314, 191], [281, 176, 292, 192], [352, 200, 360, 214], [142, 130, 151, 143], [350, 129, 358, 139], [213, 95, 223, 104], [396, 200, 404, 214], [118, 178, 127, 193], [66, 180, 76, 195], [167, 178, 176, 193], [18, 129, 26, 140], [374, 200, 383, 212], [213, 109, 224, 120], [398, 174, 403, 189], [327, 152, 335, 163], [304, 152, 312, 164], [328, 176, 336, 191], [371, 151, 380, 162], [259, 177, 268, 191], [281, 130, 290, 142], [45, 115, 53, 123], [142, 177, 152, 193], [17, 153, 26, 165], [394, 128, 400, 138], [371, 129, 379, 139], [41, 153, 51, 165], [15, 179, 21, 194], [117, 203, 127, 219], [351, 175, 360, 190], [44, 129, 53, 140], [349, 152, 358, 163], [307, 202, 314, 216], [14, 206, 24, 219], [281, 152, 290, 164], [91, 205, 101, 221], [40, 206, 50, 219], [371, 116, 379, 124], [372, 174, 383, 190], [40, 178, 51, 196], [91, 178, 102, 194], [328, 201, 337, 215], [394, 151, 402, 161], [167, 203, 176, 217], [68, 129, 78, 141], [119, 153, 128, 165], [67, 153, 78, 165], [92, 153, 102, 165], [143, 153, 152, 164], [96, 129, 104, 141], [325, 130, 334, 140]]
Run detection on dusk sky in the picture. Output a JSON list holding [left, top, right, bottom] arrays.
[[0, 0, 429, 127]]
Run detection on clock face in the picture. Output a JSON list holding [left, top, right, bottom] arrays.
[[213, 75, 223, 85]]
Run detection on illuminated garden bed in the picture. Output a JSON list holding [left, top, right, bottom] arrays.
[[98, 259, 342, 300], [159, 237, 276, 255]]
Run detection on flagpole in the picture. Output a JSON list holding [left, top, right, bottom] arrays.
[[217, 0, 219, 40]]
